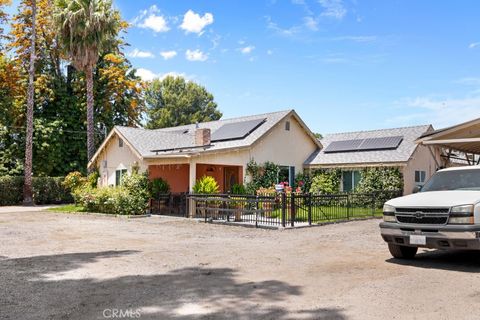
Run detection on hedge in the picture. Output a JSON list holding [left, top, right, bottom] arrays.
[[0, 176, 72, 206]]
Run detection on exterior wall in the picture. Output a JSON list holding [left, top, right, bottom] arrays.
[[196, 163, 243, 192], [249, 114, 318, 179], [403, 145, 441, 195], [149, 164, 190, 193], [97, 134, 145, 187]]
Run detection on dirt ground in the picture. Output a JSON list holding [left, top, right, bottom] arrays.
[[1, 211, 479, 320]]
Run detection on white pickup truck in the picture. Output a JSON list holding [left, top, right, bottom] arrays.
[[380, 165, 480, 259]]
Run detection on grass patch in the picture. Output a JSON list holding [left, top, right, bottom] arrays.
[[268, 206, 383, 223], [47, 204, 86, 213]]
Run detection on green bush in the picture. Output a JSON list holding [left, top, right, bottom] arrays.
[[245, 159, 279, 194], [63, 171, 87, 192], [72, 172, 150, 215], [0, 176, 23, 205], [356, 167, 403, 193], [193, 176, 219, 194], [231, 183, 246, 195], [149, 177, 170, 197], [309, 169, 341, 194]]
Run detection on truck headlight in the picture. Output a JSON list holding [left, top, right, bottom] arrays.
[[383, 204, 396, 222], [383, 204, 395, 214], [449, 205, 474, 224]]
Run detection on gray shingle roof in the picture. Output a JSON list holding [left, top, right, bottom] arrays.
[[116, 110, 293, 158], [306, 125, 433, 166]]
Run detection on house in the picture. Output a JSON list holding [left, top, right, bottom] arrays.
[[304, 125, 443, 194], [88, 110, 322, 192]]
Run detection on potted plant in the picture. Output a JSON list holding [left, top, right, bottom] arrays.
[[193, 176, 220, 217]]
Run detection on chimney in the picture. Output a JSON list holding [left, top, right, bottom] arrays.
[[195, 128, 211, 146]]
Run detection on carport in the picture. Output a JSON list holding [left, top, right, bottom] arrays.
[[416, 117, 480, 166]]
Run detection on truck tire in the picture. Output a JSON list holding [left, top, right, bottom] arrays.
[[388, 244, 418, 259]]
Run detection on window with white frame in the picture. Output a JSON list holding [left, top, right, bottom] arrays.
[[415, 170, 426, 185], [342, 170, 361, 192], [115, 169, 127, 186]]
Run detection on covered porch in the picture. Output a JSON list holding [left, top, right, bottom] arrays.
[[148, 162, 244, 193], [416, 117, 480, 166]]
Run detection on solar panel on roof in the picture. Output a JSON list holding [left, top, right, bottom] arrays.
[[323, 139, 363, 153], [324, 136, 404, 153], [211, 118, 266, 142], [358, 136, 403, 151]]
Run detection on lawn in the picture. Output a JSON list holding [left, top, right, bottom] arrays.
[[268, 205, 383, 223], [47, 204, 86, 213]]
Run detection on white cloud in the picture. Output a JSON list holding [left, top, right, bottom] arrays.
[[127, 49, 155, 58], [468, 42, 480, 49], [160, 50, 177, 60], [318, 0, 347, 20], [267, 49, 274, 55], [266, 16, 302, 37], [180, 10, 214, 34], [136, 68, 194, 81], [136, 68, 158, 81], [135, 5, 169, 33], [391, 95, 480, 127], [185, 49, 208, 61], [240, 46, 255, 54], [303, 16, 319, 31]]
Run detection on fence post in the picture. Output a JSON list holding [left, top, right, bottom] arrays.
[[308, 193, 312, 226], [291, 193, 295, 227], [184, 193, 189, 217], [346, 194, 351, 220], [372, 191, 376, 217], [255, 195, 259, 228], [281, 192, 286, 228]]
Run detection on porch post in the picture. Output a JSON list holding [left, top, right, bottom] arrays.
[[188, 160, 196, 217]]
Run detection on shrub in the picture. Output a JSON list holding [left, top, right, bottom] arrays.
[[63, 171, 87, 192], [0, 176, 72, 206], [149, 177, 170, 197], [231, 183, 246, 195], [193, 176, 219, 194], [309, 169, 341, 194], [356, 167, 403, 193], [245, 159, 280, 194], [72, 172, 150, 215], [295, 172, 312, 193]]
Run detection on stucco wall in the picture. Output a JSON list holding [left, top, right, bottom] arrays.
[[149, 164, 190, 193], [249, 115, 318, 178], [403, 144, 441, 194], [97, 134, 145, 187]]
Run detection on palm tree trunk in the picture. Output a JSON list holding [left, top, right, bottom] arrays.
[[23, 0, 36, 206], [86, 64, 95, 172]]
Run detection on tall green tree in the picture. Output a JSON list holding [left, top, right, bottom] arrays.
[[54, 0, 120, 170], [146, 76, 222, 129], [23, 0, 36, 205]]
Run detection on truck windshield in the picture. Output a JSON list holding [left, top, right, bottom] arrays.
[[422, 169, 480, 192]]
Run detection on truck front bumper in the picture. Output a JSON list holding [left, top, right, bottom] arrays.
[[380, 222, 480, 250]]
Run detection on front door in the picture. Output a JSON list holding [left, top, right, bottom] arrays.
[[224, 167, 238, 192]]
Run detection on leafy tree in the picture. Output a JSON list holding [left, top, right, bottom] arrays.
[[54, 0, 121, 168], [23, 0, 36, 204], [314, 133, 323, 139], [146, 76, 222, 129]]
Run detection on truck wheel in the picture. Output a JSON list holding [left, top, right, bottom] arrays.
[[388, 244, 418, 259]]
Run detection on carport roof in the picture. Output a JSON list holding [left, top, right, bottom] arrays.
[[416, 117, 480, 155]]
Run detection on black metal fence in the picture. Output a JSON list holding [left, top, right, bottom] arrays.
[[150, 190, 402, 227]]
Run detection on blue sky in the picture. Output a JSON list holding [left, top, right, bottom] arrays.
[[6, 0, 480, 134]]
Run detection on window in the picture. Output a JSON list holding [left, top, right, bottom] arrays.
[[119, 138, 124, 147], [415, 170, 426, 185], [285, 121, 290, 131], [278, 166, 295, 186], [342, 170, 361, 192], [115, 169, 127, 186]]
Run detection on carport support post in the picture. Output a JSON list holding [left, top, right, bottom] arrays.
[[281, 192, 286, 227]]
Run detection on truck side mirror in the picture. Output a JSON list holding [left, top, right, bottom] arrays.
[[412, 185, 422, 194]]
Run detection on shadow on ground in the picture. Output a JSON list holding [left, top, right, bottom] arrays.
[[0, 250, 346, 320], [386, 249, 480, 273]]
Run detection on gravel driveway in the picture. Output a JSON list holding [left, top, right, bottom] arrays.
[[1, 211, 479, 320]]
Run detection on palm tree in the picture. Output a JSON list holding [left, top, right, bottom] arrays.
[[54, 0, 119, 171], [23, 0, 36, 205]]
